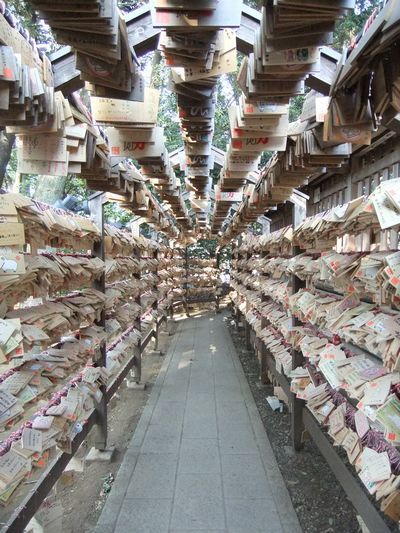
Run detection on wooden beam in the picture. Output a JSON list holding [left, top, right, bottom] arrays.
[[351, 138, 400, 183]]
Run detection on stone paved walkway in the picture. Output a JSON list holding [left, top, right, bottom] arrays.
[[94, 311, 302, 533]]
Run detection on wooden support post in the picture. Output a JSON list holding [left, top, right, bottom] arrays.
[[291, 203, 306, 451], [245, 321, 251, 350], [154, 320, 160, 351], [88, 192, 107, 451], [153, 248, 159, 351], [260, 342, 268, 384], [260, 225, 270, 383], [185, 246, 190, 317], [129, 245, 142, 386]]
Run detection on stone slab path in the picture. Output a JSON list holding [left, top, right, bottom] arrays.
[[94, 311, 302, 533]]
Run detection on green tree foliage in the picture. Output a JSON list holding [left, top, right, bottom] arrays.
[[140, 222, 152, 238], [187, 239, 217, 258], [243, 0, 263, 9], [218, 245, 232, 267], [213, 78, 233, 152], [104, 202, 135, 225], [103, 202, 153, 238], [64, 176, 89, 200], [249, 221, 263, 235], [7, 0, 58, 50], [289, 95, 306, 122], [260, 151, 273, 167], [187, 240, 232, 267], [333, 0, 381, 51], [7, 1, 45, 42], [151, 55, 183, 152], [19, 174, 38, 198], [118, 0, 144, 12]]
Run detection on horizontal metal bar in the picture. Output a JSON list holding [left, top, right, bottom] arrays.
[[303, 409, 393, 533]]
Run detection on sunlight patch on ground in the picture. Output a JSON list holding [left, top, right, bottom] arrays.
[[178, 360, 192, 369]]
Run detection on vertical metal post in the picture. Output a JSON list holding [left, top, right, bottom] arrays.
[[291, 202, 306, 451], [88, 192, 107, 451]]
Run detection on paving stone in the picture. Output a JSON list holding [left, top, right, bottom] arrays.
[[170, 496, 226, 530], [151, 400, 185, 426], [221, 453, 272, 499], [140, 428, 181, 454], [185, 394, 216, 411], [216, 400, 250, 422], [225, 499, 284, 532], [114, 498, 171, 533], [174, 473, 223, 500], [219, 424, 260, 455], [169, 530, 226, 533], [222, 469, 272, 500], [182, 419, 218, 439], [179, 438, 221, 474], [92, 525, 115, 533], [125, 453, 177, 498]]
